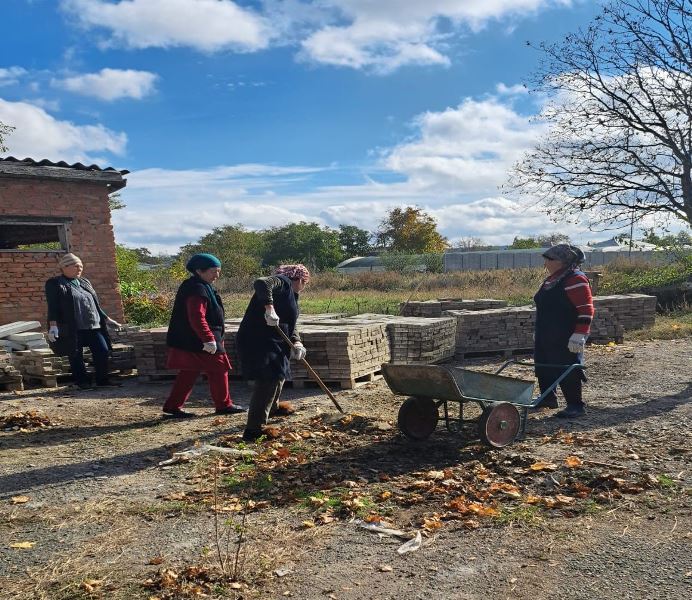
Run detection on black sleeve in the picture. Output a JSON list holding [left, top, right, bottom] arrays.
[[45, 279, 61, 322], [253, 276, 285, 305]]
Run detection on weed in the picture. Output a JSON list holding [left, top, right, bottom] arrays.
[[657, 474, 677, 489]]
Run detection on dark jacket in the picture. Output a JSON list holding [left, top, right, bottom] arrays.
[[167, 276, 226, 353], [237, 275, 300, 381], [534, 268, 587, 381], [45, 276, 112, 357]]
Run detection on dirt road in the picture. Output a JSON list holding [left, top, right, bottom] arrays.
[[0, 339, 690, 599]]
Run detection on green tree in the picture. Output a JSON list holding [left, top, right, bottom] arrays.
[[263, 222, 343, 271], [180, 224, 266, 278], [0, 121, 14, 153], [108, 192, 126, 211], [510, 236, 543, 250], [510, 233, 571, 249], [376, 207, 448, 253], [338, 225, 372, 258], [643, 229, 692, 248]]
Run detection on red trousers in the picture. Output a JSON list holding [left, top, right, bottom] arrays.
[[164, 369, 232, 411]]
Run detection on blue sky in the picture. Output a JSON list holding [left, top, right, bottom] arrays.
[[0, 0, 627, 254]]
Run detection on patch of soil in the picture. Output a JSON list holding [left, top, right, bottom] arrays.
[[0, 339, 689, 599]]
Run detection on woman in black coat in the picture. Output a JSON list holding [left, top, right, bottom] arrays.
[[45, 253, 121, 389], [237, 264, 309, 441]]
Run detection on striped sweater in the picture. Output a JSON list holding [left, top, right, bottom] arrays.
[[543, 270, 595, 335]]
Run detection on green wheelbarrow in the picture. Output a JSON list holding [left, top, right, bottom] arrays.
[[382, 360, 585, 447]]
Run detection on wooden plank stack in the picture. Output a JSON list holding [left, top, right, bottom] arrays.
[[12, 344, 136, 387], [0, 347, 23, 391], [400, 299, 507, 317], [592, 294, 657, 331], [311, 313, 456, 365], [288, 321, 390, 388], [444, 307, 536, 357]]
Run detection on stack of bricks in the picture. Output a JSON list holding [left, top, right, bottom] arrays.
[[444, 307, 536, 357], [0, 347, 23, 391], [288, 321, 390, 387], [589, 307, 625, 343], [113, 326, 168, 378], [308, 314, 456, 365], [400, 299, 508, 317], [592, 294, 657, 331], [12, 344, 136, 387]]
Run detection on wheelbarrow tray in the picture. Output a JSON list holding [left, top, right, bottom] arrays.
[[382, 363, 535, 407]]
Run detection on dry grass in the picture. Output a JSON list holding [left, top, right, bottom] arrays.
[[627, 310, 692, 340]]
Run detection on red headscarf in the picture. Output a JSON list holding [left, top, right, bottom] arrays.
[[274, 264, 311, 282]]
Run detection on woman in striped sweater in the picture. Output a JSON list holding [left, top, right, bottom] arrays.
[[533, 244, 594, 418]]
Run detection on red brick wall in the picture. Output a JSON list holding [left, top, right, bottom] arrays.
[[0, 177, 124, 327]]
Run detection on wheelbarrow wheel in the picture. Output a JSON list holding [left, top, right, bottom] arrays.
[[478, 402, 521, 448], [398, 396, 438, 441]]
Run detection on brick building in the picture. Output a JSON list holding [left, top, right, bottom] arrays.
[[0, 157, 128, 326]]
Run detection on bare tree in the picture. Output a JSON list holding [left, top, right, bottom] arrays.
[[0, 121, 14, 153], [508, 0, 692, 229]]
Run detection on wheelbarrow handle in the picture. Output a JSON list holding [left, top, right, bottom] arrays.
[[273, 325, 344, 413]]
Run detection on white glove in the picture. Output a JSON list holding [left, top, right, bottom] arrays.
[[106, 317, 122, 330], [47, 326, 59, 342], [291, 342, 307, 361], [264, 306, 280, 327], [567, 333, 587, 354], [202, 341, 217, 354]]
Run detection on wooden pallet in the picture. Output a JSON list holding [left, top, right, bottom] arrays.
[[457, 347, 534, 360], [288, 370, 383, 390], [0, 377, 24, 392], [24, 370, 135, 389]]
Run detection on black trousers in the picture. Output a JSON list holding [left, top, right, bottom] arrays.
[[535, 365, 584, 408], [245, 379, 285, 432], [68, 329, 109, 385]]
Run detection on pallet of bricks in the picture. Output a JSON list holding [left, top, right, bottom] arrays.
[[318, 313, 457, 365], [12, 344, 136, 388], [444, 294, 656, 358], [0, 348, 23, 391], [288, 318, 390, 389], [400, 299, 507, 317]]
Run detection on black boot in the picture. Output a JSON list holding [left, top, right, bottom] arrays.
[[555, 405, 586, 419]]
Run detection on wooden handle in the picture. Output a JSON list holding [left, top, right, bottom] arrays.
[[274, 326, 344, 413]]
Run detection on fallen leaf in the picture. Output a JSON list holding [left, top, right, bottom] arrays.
[[301, 520, 316, 528], [564, 456, 583, 468], [530, 461, 558, 471], [80, 579, 103, 593], [11, 495, 30, 504], [378, 491, 392, 501], [10, 541, 35, 549], [379, 565, 393, 572], [148, 556, 164, 565]]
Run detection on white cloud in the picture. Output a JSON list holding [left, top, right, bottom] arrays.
[[107, 93, 592, 253], [496, 82, 528, 95], [0, 67, 27, 87], [384, 97, 545, 191], [0, 98, 127, 163], [60, 0, 572, 72], [53, 68, 158, 101], [61, 0, 272, 52], [296, 0, 573, 71]]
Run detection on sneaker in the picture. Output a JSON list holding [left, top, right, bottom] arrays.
[[163, 408, 196, 419], [215, 405, 247, 415], [242, 428, 263, 442], [75, 381, 95, 390], [555, 405, 586, 419]]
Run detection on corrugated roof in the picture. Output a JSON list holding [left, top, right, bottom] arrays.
[[0, 156, 129, 175]]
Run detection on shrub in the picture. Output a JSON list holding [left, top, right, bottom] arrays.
[[122, 293, 172, 327]]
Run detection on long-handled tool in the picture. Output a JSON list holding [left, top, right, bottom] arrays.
[[274, 325, 344, 413]]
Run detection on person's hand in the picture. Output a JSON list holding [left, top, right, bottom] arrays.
[[203, 341, 217, 354], [47, 326, 59, 342], [106, 317, 122, 330], [290, 342, 307, 361], [264, 306, 280, 327], [567, 333, 587, 354]]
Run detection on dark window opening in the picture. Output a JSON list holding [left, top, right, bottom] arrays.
[[0, 217, 71, 252]]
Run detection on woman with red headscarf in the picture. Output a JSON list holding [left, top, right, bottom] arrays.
[[237, 264, 310, 441]]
